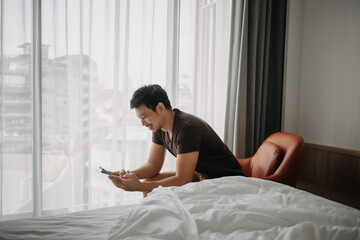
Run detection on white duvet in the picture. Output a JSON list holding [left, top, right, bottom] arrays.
[[0, 176, 359, 240]]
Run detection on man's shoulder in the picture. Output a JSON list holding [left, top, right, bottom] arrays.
[[174, 109, 206, 128]]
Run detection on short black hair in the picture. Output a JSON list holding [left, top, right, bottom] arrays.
[[130, 84, 172, 111]]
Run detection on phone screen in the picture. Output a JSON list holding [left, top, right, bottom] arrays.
[[99, 166, 111, 175]]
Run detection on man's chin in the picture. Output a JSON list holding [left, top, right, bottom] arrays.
[[150, 128, 157, 132], [147, 125, 156, 132]]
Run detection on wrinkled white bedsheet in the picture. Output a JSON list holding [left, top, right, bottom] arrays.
[[1, 176, 359, 240]]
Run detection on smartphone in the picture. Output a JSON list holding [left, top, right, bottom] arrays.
[[99, 166, 112, 175]]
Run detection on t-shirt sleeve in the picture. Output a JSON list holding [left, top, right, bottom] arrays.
[[176, 126, 202, 154], [152, 131, 164, 145]]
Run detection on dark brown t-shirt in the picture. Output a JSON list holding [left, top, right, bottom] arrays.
[[152, 109, 244, 178]]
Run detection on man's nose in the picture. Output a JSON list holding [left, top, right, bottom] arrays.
[[141, 118, 147, 126]]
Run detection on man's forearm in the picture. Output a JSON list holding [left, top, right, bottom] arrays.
[[130, 163, 160, 180], [139, 175, 191, 192]]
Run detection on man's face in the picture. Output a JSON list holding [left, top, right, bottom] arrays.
[[135, 104, 161, 132]]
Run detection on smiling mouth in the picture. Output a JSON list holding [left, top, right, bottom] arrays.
[[146, 124, 153, 130]]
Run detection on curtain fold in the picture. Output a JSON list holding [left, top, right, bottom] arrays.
[[225, 0, 287, 158]]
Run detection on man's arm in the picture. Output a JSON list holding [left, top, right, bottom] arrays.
[[128, 142, 166, 179], [109, 151, 199, 192], [142, 151, 199, 188]]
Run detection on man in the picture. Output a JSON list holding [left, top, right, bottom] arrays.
[[108, 84, 243, 196]]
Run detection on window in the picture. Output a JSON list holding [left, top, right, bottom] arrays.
[[0, 0, 230, 219]]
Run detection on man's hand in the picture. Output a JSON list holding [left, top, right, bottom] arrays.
[[106, 169, 128, 177], [108, 172, 143, 192], [106, 170, 120, 176]]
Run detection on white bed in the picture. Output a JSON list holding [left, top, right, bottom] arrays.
[[0, 176, 359, 240]]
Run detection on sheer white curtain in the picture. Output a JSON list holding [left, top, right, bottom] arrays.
[[0, 0, 230, 219]]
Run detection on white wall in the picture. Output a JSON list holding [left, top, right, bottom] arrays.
[[283, 0, 360, 151]]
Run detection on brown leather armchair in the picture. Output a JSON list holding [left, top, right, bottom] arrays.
[[237, 132, 304, 187]]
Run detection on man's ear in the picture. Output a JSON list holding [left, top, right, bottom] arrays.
[[156, 102, 165, 113]]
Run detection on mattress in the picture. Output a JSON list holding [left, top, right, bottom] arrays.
[[0, 176, 359, 240]]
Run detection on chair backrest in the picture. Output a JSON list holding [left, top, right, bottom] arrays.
[[238, 132, 304, 187]]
